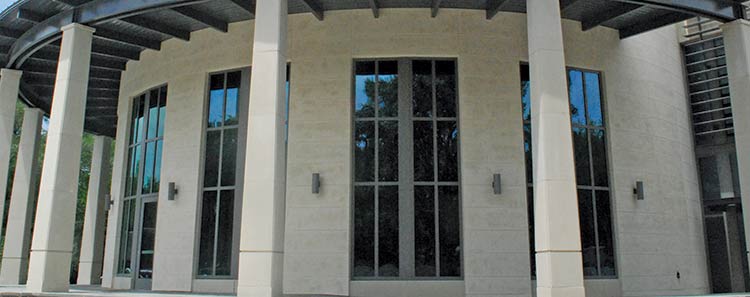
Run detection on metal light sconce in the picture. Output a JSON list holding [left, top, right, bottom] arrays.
[[634, 181, 645, 200], [312, 173, 321, 194], [168, 182, 179, 201], [492, 173, 502, 195]]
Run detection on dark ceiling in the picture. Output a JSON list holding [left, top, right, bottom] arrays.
[[0, 0, 744, 137]]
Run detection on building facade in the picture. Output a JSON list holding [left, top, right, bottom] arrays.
[[0, 0, 748, 297]]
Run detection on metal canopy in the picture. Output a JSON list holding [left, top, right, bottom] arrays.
[[0, 0, 744, 137]]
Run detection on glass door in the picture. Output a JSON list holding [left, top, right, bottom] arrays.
[[134, 198, 158, 290], [116, 86, 167, 289]]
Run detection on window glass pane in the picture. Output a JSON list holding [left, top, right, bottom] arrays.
[[578, 190, 598, 276], [568, 70, 586, 126], [596, 190, 616, 276], [378, 61, 398, 118], [573, 128, 591, 186], [414, 121, 434, 181], [204, 131, 221, 187], [699, 156, 720, 200], [437, 121, 458, 182], [139, 202, 157, 279], [378, 186, 399, 277], [130, 98, 141, 145], [378, 121, 398, 182], [132, 144, 142, 196], [435, 61, 456, 117], [221, 129, 238, 187], [143, 142, 155, 194], [225, 71, 241, 126], [136, 95, 146, 143], [216, 190, 235, 276], [355, 121, 375, 182], [125, 147, 135, 197], [354, 186, 375, 277], [209, 74, 225, 128], [414, 186, 436, 277], [527, 187, 535, 276], [153, 140, 163, 193], [591, 129, 609, 187], [355, 62, 376, 118], [198, 191, 217, 276], [439, 186, 460, 277], [521, 81, 531, 122], [585, 72, 603, 127], [158, 87, 167, 137], [147, 90, 159, 139], [117, 200, 135, 274], [524, 124, 532, 184], [413, 60, 433, 117]]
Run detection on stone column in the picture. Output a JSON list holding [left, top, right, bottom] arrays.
[[0, 68, 22, 234], [77, 135, 112, 285], [26, 23, 94, 293], [723, 19, 750, 275], [237, 0, 288, 296], [527, 1, 585, 296], [0, 107, 42, 285]]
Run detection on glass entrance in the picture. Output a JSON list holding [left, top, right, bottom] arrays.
[[135, 199, 157, 289], [116, 85, 167, 289]]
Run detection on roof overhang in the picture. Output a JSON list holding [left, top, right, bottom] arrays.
[[0, 0, 743, 137]]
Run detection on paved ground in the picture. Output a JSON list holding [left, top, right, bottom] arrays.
[[0, 286, 234, 297], [2, 285, 750, 297]]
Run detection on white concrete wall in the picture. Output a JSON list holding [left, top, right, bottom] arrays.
[[101, 8, 706, 297]]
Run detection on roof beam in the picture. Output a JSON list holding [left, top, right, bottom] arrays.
[[172, 6, 228, 32], [93, 27, 161, 51], [300, 0, 324, 21], [17, 9, 48, 23], [431, 0, 442, 17], [47, 42, 140, 61], [619, 11, 692, 38], [560, 0, 583, 12], [121, 16, 191, 41], [52, 0, 91, 7], [228, 0, 255, 17], [486, 0, 512, 19], [368, 0, 380, 18], [581, 3, 642, 31], [613, 0, 741, 22], [0, 27, 23, 39]]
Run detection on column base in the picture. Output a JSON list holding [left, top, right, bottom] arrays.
[[536, 286, 587, 297], [535, 251, 585, 297], [77, 260, 103, 285], [237, 251, 283, 297], [0, 257, 28, 285], [26, 250, 72, 293]]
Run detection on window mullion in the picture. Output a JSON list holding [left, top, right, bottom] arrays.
[[398, 59, 415, 278], [431, 60, 441, 277]]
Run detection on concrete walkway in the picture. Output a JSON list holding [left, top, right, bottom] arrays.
[[0, 286, 234, 297]]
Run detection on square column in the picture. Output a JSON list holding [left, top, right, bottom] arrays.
[[527, 1, 586, 296], [0, 107, 43, 285], [237, 0, 288, 296], [0, 68, 22, 235], [26, 23, 94, 293], [77, 135, 112, 285], [722, 19, 750, 272]]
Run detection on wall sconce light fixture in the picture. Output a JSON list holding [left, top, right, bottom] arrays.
[[492, 173, 502, 195], [312, 173, 321, 194], [634, 181, 645, 200], [168, 182, 179, 201]]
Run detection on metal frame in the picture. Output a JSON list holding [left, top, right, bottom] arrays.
[[350, 58, 463, 281], [521, 64, 618, 279], [194, 67, 250, 280], [115, 84, 167, 290]]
